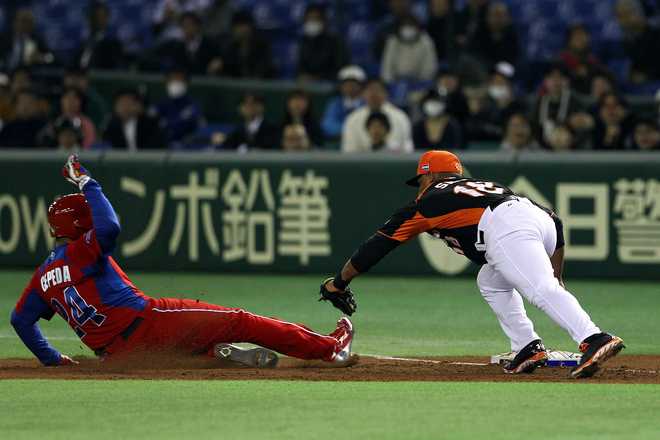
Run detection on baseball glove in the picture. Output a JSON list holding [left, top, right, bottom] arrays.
[[319, 277, 357, 316]]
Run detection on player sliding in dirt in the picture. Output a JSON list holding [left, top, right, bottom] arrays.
[[11, 155, 353, 369], [319, 150, 624, 379]]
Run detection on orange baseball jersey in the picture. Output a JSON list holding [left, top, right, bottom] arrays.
[[347, 176, 563, 272]]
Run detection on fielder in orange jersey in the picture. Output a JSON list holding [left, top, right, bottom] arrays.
[[11, 155, 353, 368], [318, 150, 624, 378]]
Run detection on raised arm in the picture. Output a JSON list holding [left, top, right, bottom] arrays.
[[63, 155, 120, 254]]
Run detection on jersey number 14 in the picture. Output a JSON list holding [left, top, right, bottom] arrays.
[[51, 287, 107, 338]]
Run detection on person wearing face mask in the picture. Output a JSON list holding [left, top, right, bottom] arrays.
[[432, 66, 470, 128], [469, 61, 525, 142], [297, 5, 349, 81], [413, 91, 463, 150], [381, 15, 438, 83], [153, 68, 205, 148]]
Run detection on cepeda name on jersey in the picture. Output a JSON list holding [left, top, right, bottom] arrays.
[[41, 266, 72, 292]]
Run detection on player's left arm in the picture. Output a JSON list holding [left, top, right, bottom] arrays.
[[549, 214, 566, 286], [63, 155, 120, 254]]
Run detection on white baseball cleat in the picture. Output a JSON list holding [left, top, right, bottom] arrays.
[[329, 317, 354, 363]]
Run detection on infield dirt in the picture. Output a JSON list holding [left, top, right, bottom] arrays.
[[1, 355, 659, 384]]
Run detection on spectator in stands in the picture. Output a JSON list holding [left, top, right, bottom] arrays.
[[381, 15, 438, 83], [58, 88, 97, 149], [468, 2, 518, 69], [153, 0, 212, 42], [62, 67, 109, 128], [413, 91, 463, 150], [532, 64, 593, 148], [281, 124, 312, 151], [615, 0, 660, 83], [170, 12, 223, 75], [341, 78, 413, 153], [0, 73, 13, 123], [282, 89, 323, 148], [221, 10, 276, 78], [9, 67, 32, 96], [76, 2, 124, 70], [223, 93, 279, 151], [203, 0, 235, 41], [434, 66, 470, 127], [558, 24, 606, 95], [297, 4, 349, 81], [0, 89, 48, 148], [631, 117, 660, 150], [365, 112, 391, 150], [426, 0, 454, 62], [467, 61, 524, 142], [592, 92, 633, 150], [546, 124, 577, 151], [455, 0, 489, 49], [321, 65, 366, 139], [500, 113, 537, 151], [590, 72, 617, 102], [53, 117, 84, 152], [0, 8, 53, 71], [154, 68, 204, 148], [103, 89, 166, 150], [373, 0, 414, 59]]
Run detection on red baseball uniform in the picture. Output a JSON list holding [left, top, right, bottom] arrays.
[[11, 179, 338, 365]]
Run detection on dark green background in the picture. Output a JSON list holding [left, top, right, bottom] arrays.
[[1, 151, 659, 278]]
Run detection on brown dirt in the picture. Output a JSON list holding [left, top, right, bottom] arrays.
[[1, 354, 659, 384]]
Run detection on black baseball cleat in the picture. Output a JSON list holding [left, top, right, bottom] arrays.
[[502, 339, 548, 374], [213, 344, 279, 368], [571, 333, 625, 379]]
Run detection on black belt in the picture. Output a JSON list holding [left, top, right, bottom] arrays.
[[94, 316, 144, 356], [488, 195, 519, 211]]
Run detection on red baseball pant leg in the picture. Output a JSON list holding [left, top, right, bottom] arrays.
[[119, 298, 338, 360]]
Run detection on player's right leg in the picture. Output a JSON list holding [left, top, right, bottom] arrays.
[[477, 264, 547, 373], [484, 201, 624, 377], [133, 298, 352, 363]]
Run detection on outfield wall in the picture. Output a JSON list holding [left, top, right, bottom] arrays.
[[1, 151, 659, 279]]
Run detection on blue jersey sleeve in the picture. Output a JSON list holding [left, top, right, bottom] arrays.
[[11, 290, 61, 366], [321, 98, 345, 138], [83, 179, 121, 254]]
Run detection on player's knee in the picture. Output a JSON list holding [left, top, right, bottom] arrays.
[[523, 278, 561, 307]]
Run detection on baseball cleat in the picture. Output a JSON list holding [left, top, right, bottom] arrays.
[[571, 333, 625, 379], [502, 339, 548, 374], [329, 317, 354, 364], [213, 344, 279, 368]]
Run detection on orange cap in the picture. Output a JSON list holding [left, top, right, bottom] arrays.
[[405, 150, 463, 186]]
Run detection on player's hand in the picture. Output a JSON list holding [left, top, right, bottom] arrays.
[[319, 277, 357, 316], [59, 355, 79, 366], [62, 154, 91, 190]]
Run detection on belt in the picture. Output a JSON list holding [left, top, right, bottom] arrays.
[[488, 195, 519, 211], [93, 316, 144, 357]]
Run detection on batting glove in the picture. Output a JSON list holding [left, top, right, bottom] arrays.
[[62, 154, 91, 190]]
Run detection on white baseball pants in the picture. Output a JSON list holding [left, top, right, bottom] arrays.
[[476, 197, 601, 351]]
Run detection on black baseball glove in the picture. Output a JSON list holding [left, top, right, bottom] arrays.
[[318, 277, 357, 316]]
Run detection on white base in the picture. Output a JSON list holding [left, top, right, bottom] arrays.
[[490, 350, 582, 368]]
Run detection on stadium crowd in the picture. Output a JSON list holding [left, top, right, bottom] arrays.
[[0, 0, 659, 152]]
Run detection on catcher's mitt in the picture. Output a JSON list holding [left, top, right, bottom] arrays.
[[319, 277, 357, 316]]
